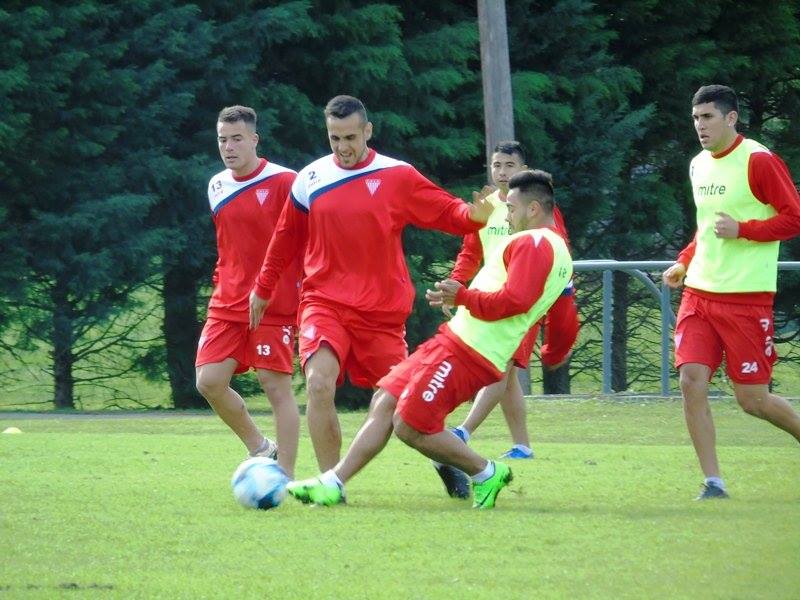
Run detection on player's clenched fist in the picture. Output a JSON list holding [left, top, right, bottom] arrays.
[[662, 263, 686, 289]]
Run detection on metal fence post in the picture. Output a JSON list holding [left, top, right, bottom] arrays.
[[602, 269, 613, 394], [660, 283, 672, 396], [570, 260, 799, 396]]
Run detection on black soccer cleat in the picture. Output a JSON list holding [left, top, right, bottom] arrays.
[[433, 462, 471, 499], [695, 482, 730, 500]]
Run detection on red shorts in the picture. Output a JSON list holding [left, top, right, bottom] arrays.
[[195, 318, 295, 375], [385, 335, 499, 434], [674, 291, 776, 384], [540, 291, 580, 367], [298, 301, 408, 388], [512, 325, 539, 368], [511, 291, 579, 368]]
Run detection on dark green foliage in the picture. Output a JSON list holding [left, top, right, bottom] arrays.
[[0, 2, 211, 407], [501, 0, 655, 391], [1, 0, 798, 407], [711, 0, 800, 342]]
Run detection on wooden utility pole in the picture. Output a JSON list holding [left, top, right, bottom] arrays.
[[477, 0, 514, 182], [478, 0, 531, 393]]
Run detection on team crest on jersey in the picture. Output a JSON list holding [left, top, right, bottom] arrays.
[[256, 189, 269, 205], [365, 178, 381, 195]]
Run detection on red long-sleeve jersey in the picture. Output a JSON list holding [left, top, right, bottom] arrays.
[[254, 149, 483, 325], [207, 158, 301, 324], [453, 231, 558, 319]]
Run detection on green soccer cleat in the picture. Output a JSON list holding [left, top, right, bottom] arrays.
[[287, 477, 345, 506], [472, 461, 513, 509]]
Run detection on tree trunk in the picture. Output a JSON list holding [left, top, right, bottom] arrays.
[[543, 360, 570, 394], [163, 265, 205, 409], [611, 271, 628, 392], [51, 287, 75, 409], [477, 0, 514, 182]]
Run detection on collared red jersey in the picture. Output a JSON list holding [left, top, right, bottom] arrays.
[[207, 158, 301, 324], [255, 149, 482, 325]]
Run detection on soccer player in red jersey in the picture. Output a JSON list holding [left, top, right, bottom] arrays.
[[285, 170, 572, 509], [195, 106, 302, 476], [249, 95, 494, 471], [662, 85, 800, 499]]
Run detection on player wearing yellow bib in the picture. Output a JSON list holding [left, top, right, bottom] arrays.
[[287, 170, 572, 509], [432, 142, 580, 498], [662, 85, 800, 500], [451, 143, 577, 452]]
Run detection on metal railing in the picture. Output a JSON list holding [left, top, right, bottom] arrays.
[[572, 260, 800, 396]]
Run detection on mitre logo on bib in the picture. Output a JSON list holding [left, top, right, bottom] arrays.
[[256, 189, 269, 205], [365, 178, 381, 195]]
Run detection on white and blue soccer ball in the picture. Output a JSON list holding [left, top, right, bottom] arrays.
[[231, 457, 289, 510]]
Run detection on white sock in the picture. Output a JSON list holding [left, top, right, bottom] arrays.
[[319, 469, 343, 488], [513, 444, 532, 454], [705, 476, 725, 490], [471, 461, 495, 483], [454, 426, 470, 442]]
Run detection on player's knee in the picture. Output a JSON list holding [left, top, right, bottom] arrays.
[[305, 372, 336, 404], [256, 371, 293, 402], [679, 368, 707, 397], [195, 373, 223, 399], [735, 391, 765, 417], [392, 413, 419, 447], [369, 389, 398, 415]]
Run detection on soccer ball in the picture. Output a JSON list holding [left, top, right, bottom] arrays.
[[230, 457, 289, 510]]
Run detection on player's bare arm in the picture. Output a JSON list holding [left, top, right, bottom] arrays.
[[467, 185, 496, 224], [662, 262, 687, 289], [248, 290, 269, 330]]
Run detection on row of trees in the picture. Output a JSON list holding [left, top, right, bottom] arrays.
[[1, 0, 798, 409]]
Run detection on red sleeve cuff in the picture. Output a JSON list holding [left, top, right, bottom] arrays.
[[737, 221, 755, 239], [253, 283, 271, 300]]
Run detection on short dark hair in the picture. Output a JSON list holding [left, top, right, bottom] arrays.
[[324, 95, 368, 122], [493, 140, 526, 165], [217, 105, 257, 130], [692, 85, 739, 115], [508, 169, 554, 213]]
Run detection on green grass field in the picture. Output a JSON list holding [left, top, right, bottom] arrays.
[[1, 398, 798, 599]]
